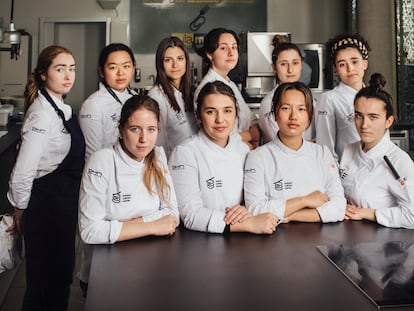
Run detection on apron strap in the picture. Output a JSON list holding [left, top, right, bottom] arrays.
[[40, 88, 71, 133], [103, 83, 133, 105]]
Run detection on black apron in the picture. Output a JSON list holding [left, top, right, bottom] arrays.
[[23, 90, 85, 290]]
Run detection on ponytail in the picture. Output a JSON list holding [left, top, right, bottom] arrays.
[[24, 73, 40, 112], [143, 149, 171, 207]]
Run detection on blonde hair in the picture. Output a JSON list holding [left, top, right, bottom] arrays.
[[24, 45, 73, 112]]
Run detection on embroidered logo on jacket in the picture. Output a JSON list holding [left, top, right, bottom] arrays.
[[110, 113, 120, 123], [87, 168, 102, 178], [176, 111, 187, 125], [171, 164, 185, 170], [79, 114, 92, 119], [206, 177, 222, 189], [244, 168, 256, 174], [318, 110, 328, 115], [31, 126, 46, 134], [112, 192, 131, 203], [346, 113, 355, 123], [339, 168, 348, 179], [273, 179, 293, 191]]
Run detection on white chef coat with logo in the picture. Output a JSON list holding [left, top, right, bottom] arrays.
[[79, 144, 179, 244], [79, 82, 136, 159], [244, 134, 346, 222], [148, 84, 197, 158], [315, 82, 360, 161], [194, 68, 252, 131], [8, 91, 71, 210], [168, 130, 249, 233], [340, 132, 414, 229]]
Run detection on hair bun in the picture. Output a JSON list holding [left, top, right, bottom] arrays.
[[272, 34, 288, 47], [369, 73, 386, 90]]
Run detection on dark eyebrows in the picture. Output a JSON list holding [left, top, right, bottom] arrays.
[[106, 61, 132, 66], [54, 63, 75, 68]]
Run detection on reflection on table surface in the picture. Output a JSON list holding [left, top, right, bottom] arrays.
[[318, 241, 414, 309], [85, 221, 413, 311]]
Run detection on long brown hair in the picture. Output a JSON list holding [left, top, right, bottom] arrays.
[[154, 36, 193, 113], [119, 95, 171, 205], [24, 45, 73, 112]]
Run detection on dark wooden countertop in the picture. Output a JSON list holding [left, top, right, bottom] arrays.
[[85, 221, 413, 311]]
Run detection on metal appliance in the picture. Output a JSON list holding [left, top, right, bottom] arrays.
[[229, 32, 290, 98], [390, 130, 410, 152], [0, 33, 31, 97], [229, 32, 330, 100]]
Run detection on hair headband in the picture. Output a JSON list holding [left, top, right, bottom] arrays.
[[331, 37, 369, 60]]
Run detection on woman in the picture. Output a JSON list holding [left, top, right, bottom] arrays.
[[148, 37, 198, 158], [315, 33, 370, 161], [79, 43, 137, 159], [169, 81, 277, 234], [79, 95, 179, 244], [77, 43, 137, 294], [194, 27, 260, 149], [7, 45, 85, 310], [340, 73, 414, 228], [259, 34, 314, 143], [244, 82, 345, 223]]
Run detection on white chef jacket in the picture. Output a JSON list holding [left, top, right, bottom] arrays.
[[168, 130, 250, 233], [7, 91, 72, 210], [194, 68, 252, 131], [78, 82, 136, 159], [148, 84, 198, 158], [340, 132, 414, 229], [315, 82, 360, 162], [258, 85, 316, 144], [78, 144, 179, 244], [244, 134, 346, 222]]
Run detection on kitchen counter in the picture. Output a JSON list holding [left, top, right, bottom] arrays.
[[85, 221, 414, 311], [0, 121, 22, 214]]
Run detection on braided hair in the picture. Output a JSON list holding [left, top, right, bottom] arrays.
[[327, 33, 370, 64]]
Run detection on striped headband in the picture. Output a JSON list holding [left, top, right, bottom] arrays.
[[331, 37, 369, 60]]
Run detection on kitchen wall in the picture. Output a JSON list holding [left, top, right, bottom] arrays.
[[267, 0, 350, 44], [0, 0, 395, 97], [0, 0, 131, 72]]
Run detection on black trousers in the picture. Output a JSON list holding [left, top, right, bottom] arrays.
[[21, 286, 70, 311]]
